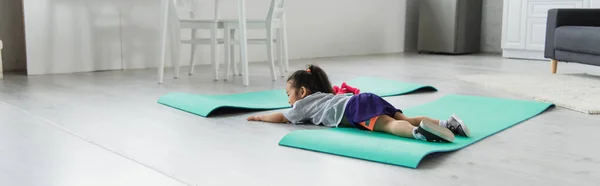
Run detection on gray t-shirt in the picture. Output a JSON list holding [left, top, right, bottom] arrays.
[[283, 92, 352, 127]]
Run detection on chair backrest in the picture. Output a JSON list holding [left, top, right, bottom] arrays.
[[266, 0, 285, 22], [172, 0, 219, 19]]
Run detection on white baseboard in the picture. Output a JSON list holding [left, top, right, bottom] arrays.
[[502, 49, 550, 61]]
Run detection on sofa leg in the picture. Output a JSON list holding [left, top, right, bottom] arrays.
[[551, 59, 558, 74]]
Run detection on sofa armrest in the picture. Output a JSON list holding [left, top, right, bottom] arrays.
[[545, 8, 600, 59]]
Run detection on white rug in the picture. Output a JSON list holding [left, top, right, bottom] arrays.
[[456, 73, 600, 115]]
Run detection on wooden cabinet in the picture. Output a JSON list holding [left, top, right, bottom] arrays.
[[501, 0, 600, 60]]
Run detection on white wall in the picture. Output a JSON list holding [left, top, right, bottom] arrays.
[[0, 0, 27, 72], [22, 0, 413, 75], [480, 0, 503, 53], [22, 0, 126, 75]]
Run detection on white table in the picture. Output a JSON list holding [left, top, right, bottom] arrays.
[[160, 0, 250, 86]]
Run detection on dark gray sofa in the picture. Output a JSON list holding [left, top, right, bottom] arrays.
[[544, 9, 600, 74]]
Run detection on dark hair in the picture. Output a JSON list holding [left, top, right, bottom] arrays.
[[287, 64, 334, 94]]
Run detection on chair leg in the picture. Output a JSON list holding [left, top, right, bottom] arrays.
[[281, 16, 290, 73], [172, 42, 181, 79], [158, 52, 165, 83], [211, 23, 219, 81], [232, 47, 238, 77], [189, 29, 197, 75], [276, 28, 285, 77], [551, 59, 558, 74], [224, 27, 231, 81], [237, 48, 244, 76], [266, 26, 277, 81], [229, 29, 241, 76], [159, 28, 167, 84], [171, 25, 181, 79], [231, 46, 238, 76]]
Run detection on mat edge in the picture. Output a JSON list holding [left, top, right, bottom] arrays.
[[414, 103, 555, 168], [277, 141, 419, 169], [157, 93, 291, 117]]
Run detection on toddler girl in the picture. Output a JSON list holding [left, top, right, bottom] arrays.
[[247, 65, 470, 142]]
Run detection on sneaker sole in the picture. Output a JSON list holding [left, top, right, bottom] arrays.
[[451, 114, 471, 137], [421, 120, 455, 142]]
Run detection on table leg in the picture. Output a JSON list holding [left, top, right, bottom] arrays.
[[158, 0, 170, 84], [237, 0, 249, 86]]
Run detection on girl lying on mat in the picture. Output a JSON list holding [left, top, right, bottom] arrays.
[[247, 65, 470, 143]]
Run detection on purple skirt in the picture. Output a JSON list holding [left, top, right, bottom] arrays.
[[344, 93, 402, 129]]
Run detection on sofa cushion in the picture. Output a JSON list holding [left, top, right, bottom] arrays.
[[555, 50, 600, 66], [555, 26, 600, 55]]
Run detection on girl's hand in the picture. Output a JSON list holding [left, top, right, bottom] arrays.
[[246, 113, 288, 123], [247, 115, 262, 121]]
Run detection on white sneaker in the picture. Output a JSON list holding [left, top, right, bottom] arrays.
[[446, 114, 471, 137], [415, 119, 455, 142]]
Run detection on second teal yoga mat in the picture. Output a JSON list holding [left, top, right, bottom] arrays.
[[278, 94, 554, 168], [158, 77, 436, 117]]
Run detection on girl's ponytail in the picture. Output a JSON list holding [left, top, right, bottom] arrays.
[[287, 64, 334, 94], [306, 65, 333, 94]]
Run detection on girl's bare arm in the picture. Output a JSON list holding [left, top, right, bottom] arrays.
[[247, 112, 290, 123]]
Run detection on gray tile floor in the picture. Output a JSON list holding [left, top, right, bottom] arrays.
[[1, 53, 600, 186]]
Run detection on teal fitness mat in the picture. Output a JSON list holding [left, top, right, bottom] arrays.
[[157, 77, 436, 117], [278, 94, 554, 168]]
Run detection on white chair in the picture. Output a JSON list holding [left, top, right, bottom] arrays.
[[222, 0, 289, 82], [159, 0, 223, 83]]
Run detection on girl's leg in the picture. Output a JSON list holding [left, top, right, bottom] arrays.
[[393, 112, 439, 127], [373, 114, 416, 139], [373, 114, 455, 142], [394, 112, 471, 137]]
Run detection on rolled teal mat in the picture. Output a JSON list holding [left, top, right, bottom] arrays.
[[157, 77, 436, 117], [278, 94, 554, 168]]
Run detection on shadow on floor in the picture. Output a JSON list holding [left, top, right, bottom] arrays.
[[417, 151, 458, 170]]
